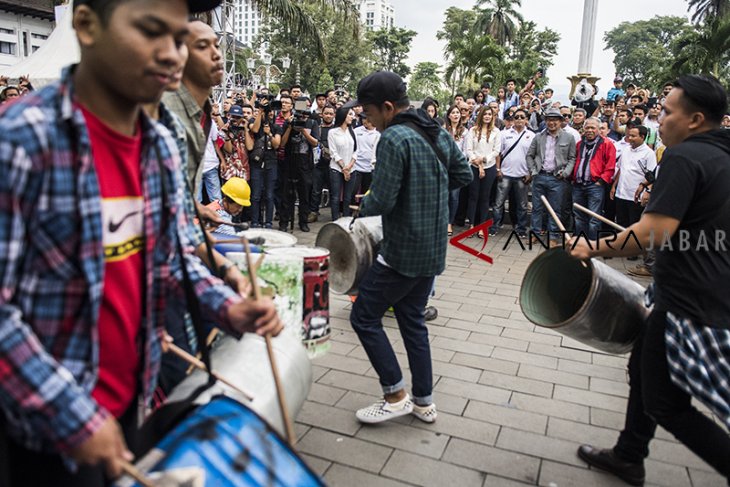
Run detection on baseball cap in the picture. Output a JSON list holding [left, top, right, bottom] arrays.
[[544, 107, 563, 119], [229, 105, 244, 118], [74, 0, 222, 14], [344, 71, 408, 109], [614, 76, 623, 83]]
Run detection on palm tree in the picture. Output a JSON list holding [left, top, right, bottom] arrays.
[[474, 0, 524, 47], [686, 0, 730, 24], [672, 15, 730, 79]]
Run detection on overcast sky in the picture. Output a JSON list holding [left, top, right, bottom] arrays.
[[393, 0, 691, 102]]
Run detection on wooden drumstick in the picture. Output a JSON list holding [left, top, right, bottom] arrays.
[[541, 196, 588, 267], [120, 460, 155, 487], [242, 237, 296, 447], [163, 335, 255, 402], [573, 203, 626, 232]]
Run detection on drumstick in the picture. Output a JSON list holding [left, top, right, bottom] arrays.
[[541, 196, 588, 267], [573, 203, 626, 232], [120, 460, 155, 487], [164, 336, 255, 402], [242, 237, 296, 447]]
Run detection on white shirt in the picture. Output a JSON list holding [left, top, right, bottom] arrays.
[[563, 124, 582, 143], [353, 125, 380, 173], [615, 143, 657, 201], [614, 138, 632, 170], [466, 126, 501, 169], [499, 127, 534, 177], [328, 127, 358, 173], [202, 123, 221, 172], [644, 117, 660, 132]]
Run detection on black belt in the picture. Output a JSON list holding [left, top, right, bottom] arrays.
[[539, 170, 555, 175]]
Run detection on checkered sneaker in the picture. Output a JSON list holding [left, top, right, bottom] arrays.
[[412, 403, 438, 423], [664, 312, 730, 429], [356, 395, 414, 424]]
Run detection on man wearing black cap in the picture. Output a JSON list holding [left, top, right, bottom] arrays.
[[0, 1, 282, 485], [348, 72, 472, 424]]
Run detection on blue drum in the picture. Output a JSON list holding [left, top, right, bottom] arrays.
[[120, 396, 323, 487]]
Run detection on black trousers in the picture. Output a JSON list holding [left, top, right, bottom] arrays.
[[614, 310, 730, 478], [0, 404, 139, 487], [615, 197, 643, 229], [280, 155, 312, 226]]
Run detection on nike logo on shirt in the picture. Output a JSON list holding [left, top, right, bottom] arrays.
[[109, 210, 141, 233]]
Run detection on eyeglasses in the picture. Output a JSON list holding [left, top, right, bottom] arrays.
[[513, 115, 526, 120], [562, 114, 572, 119], [460, 109, 469, 112]]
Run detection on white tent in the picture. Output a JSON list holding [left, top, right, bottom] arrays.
[[4, 4, 79, 87]]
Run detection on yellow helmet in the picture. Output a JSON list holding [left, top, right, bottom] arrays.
[[221, 177, 251, 207]]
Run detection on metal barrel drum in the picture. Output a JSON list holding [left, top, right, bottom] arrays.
[[519, 248, 649, 354], [315, 216, 383, 295], [267, 246, 331, 358], [212, 229, 298, 255]]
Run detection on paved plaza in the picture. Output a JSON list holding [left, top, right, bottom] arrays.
[[288, 220, 727, 487]]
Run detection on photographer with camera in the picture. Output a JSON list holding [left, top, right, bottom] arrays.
[[249, 94, 282, 228], [309, 105, 336, 222], [279, 96, 319, 232], [221, 104, 253, 182]]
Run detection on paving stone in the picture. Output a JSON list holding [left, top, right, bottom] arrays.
[[324, 464, 417, 487], [294, 422, 311, 442], [687, 467, 728, 487], [517, 363, 589, 389], [408, 410, 500, 446], [482, 475, 534, 487], [450, 352, 520, 376], [547, 417, 618, 447], [589, 377, 630, 398], [468, 332, 530, 351], [431, 336, 495, 358], [553, 385, 628, 413], [492, 348, 558, 369], [381, 450, 485, 487], [501, 327, 562, 346], [432, 360, 483, 383], [356, 422, 450, 459], [475, 305, 513, 319], [527, 342, 594, 363], [510, 393, 590, 423], [434, 377, 512, 406], [478, 370, 553, 398], [589, 407, 626, 431], [297, 428, 393, 473], [496, 427, 584, 467], [557, 358, 628, 382], [296, 400, 362, 436], [442, 438, 541, 484], [298, 453, 332, 477], [317, 370, 383, 397], [479, 314, 534, 331], [464, 400, 547, 434], [307, 382, 348, 406], [538, 459, 627, 487], [326, 340, 358, 356], [424, 324, 471, 341], [433, 306, 484, 323], [644, 459, 692, 487], [592, 353, 630, 369], [445, 319, 504, 336]]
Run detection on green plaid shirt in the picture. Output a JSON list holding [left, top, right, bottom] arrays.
[[360, 122, 472, 277]]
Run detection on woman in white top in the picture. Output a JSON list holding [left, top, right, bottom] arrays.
[[328, 107, 358, 220], [465, 106, 501, 238], [444, 104, 468, 236]]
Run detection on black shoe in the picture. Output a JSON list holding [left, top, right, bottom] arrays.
[[299, 223, 310, 232], [307, 213, 319, 223], [278, 223, 289, 233], [577, 445, 645, 486], [424, 306, 438, 322]]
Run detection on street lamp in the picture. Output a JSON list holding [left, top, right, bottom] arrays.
[[247, 54, 291, 89]]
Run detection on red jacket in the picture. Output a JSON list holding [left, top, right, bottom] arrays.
[[572, 136, 616, 184]]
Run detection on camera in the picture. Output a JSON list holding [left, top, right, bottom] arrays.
[[291, 98, 311, 129], [254, 93, 275, 109], [334, 84, 346, 98], [536, 67, 546, 77]]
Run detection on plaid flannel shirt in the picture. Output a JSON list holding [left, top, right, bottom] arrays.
[[360, 119, 472, 277], [0, 67, 240, 454]]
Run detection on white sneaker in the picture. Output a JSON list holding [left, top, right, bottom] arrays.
[[355, 395, 414, 424], [412, 403, 438, 423]]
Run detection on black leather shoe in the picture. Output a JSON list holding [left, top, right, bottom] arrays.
[[278, 223, 289, 233], [424, 306, 438, 322], [299, 223, 310, 233], [577, 445, 645, 486]]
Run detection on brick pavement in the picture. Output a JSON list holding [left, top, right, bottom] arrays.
[[284, 219, 726, 487]]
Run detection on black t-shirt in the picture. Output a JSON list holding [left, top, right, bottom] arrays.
[[285, 118, 320, 156], [645, 129, 730, 328], [251, 121, 283, 166]]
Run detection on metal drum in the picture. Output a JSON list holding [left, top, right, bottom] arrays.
[[315, 216, 382, 295], [211, 229, 296, 255], [267, 246, 331, 358], [519, 248, 649, 354], [164, 329, 312, 438]]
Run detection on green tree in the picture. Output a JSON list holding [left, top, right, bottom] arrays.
[[437, 7, 480, 95], [500, 20, 560, 87], [686, 0, 730, 23], [603, 15, 694, 89], [367, 27, 418, 78], [408, 62, 449, 103], [474, 0, 524, 47], [671, 16, 730, 81], [314, 68, 335, 94]]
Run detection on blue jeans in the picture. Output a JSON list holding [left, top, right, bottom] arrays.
[[493, 176, 529, 233], [197, 167, 222, 203], [309, 162, 329, 213], [448, 189, 459, 224], [350, 260, 435, 406], [531, 173, 568, 241], [572, 182, 605, 241], [250, 163, 278, 226]]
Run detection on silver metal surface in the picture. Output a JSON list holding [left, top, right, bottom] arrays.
[[237, 228, 298, 248], [519, 248, 649, 354], [164, 328, 311, 437], [315, 216, 382, 295]]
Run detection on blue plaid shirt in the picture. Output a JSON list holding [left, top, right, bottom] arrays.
[[0, 67, 240, 454]]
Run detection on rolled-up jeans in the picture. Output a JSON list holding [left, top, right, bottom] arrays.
[[531, 172, 568, 241], [493, 176, 529, 233], [350, 260, 435, 406]]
